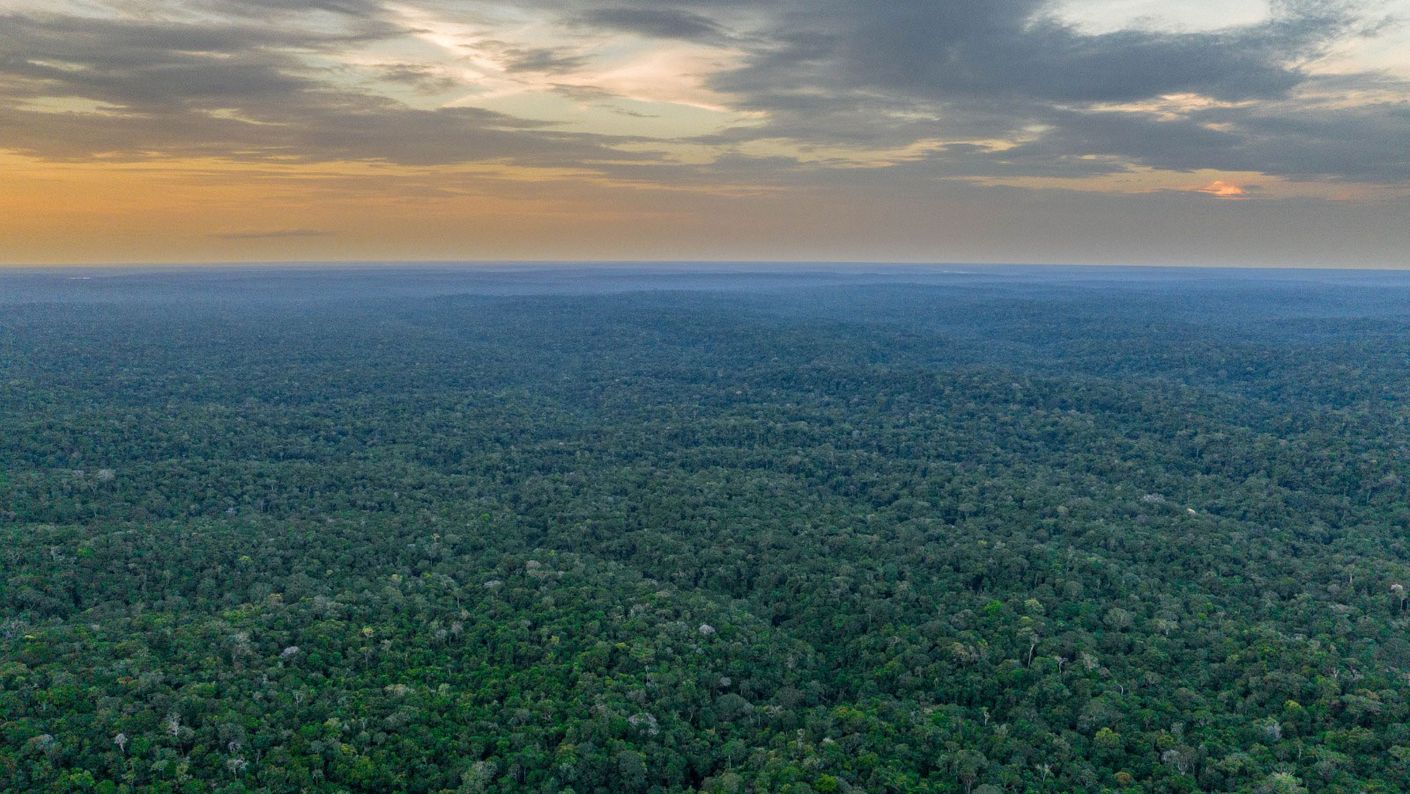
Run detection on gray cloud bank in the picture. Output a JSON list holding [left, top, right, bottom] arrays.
[[0, 0, 1406, 187]]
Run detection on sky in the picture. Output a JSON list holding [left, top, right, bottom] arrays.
[[1, 0, 1408, 267]]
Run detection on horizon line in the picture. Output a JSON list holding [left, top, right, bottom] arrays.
[[2, 259, 1404, 273]]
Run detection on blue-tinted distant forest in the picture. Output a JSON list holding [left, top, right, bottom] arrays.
[[4, 265, 1410, 793]]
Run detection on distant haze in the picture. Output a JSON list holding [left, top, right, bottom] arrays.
[[2, 1, 1408, 267]]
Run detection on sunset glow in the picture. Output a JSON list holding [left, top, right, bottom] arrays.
[[1197, 181, 1249, 199], [2, 0, 1408, 266]]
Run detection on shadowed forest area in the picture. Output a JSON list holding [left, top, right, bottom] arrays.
[[4, 266, 1410, 793]]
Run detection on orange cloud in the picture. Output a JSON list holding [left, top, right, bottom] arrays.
[[1196, 180, 1248, 199]]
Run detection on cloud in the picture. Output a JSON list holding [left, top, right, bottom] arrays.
[[577, 8, 729, 43], [989, 97, 1410, 184], [202, 0, 388, 18], [1196, 180, 1249, 198], [0, 0, 1405, 193], [710, 0, 1327, 109], [0, 10, 644, 167], [372, 63, 461, 93], [501, 47, 591, 74], [689, 0, 1410, 186]]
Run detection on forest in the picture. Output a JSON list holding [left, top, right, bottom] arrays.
[[3, 265, 1410, 793]]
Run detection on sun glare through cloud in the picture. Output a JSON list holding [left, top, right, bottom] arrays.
[[1197, 180, 1249, 198]]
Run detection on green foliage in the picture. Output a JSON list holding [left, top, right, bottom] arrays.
[[4, 270, 1410, 792]]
